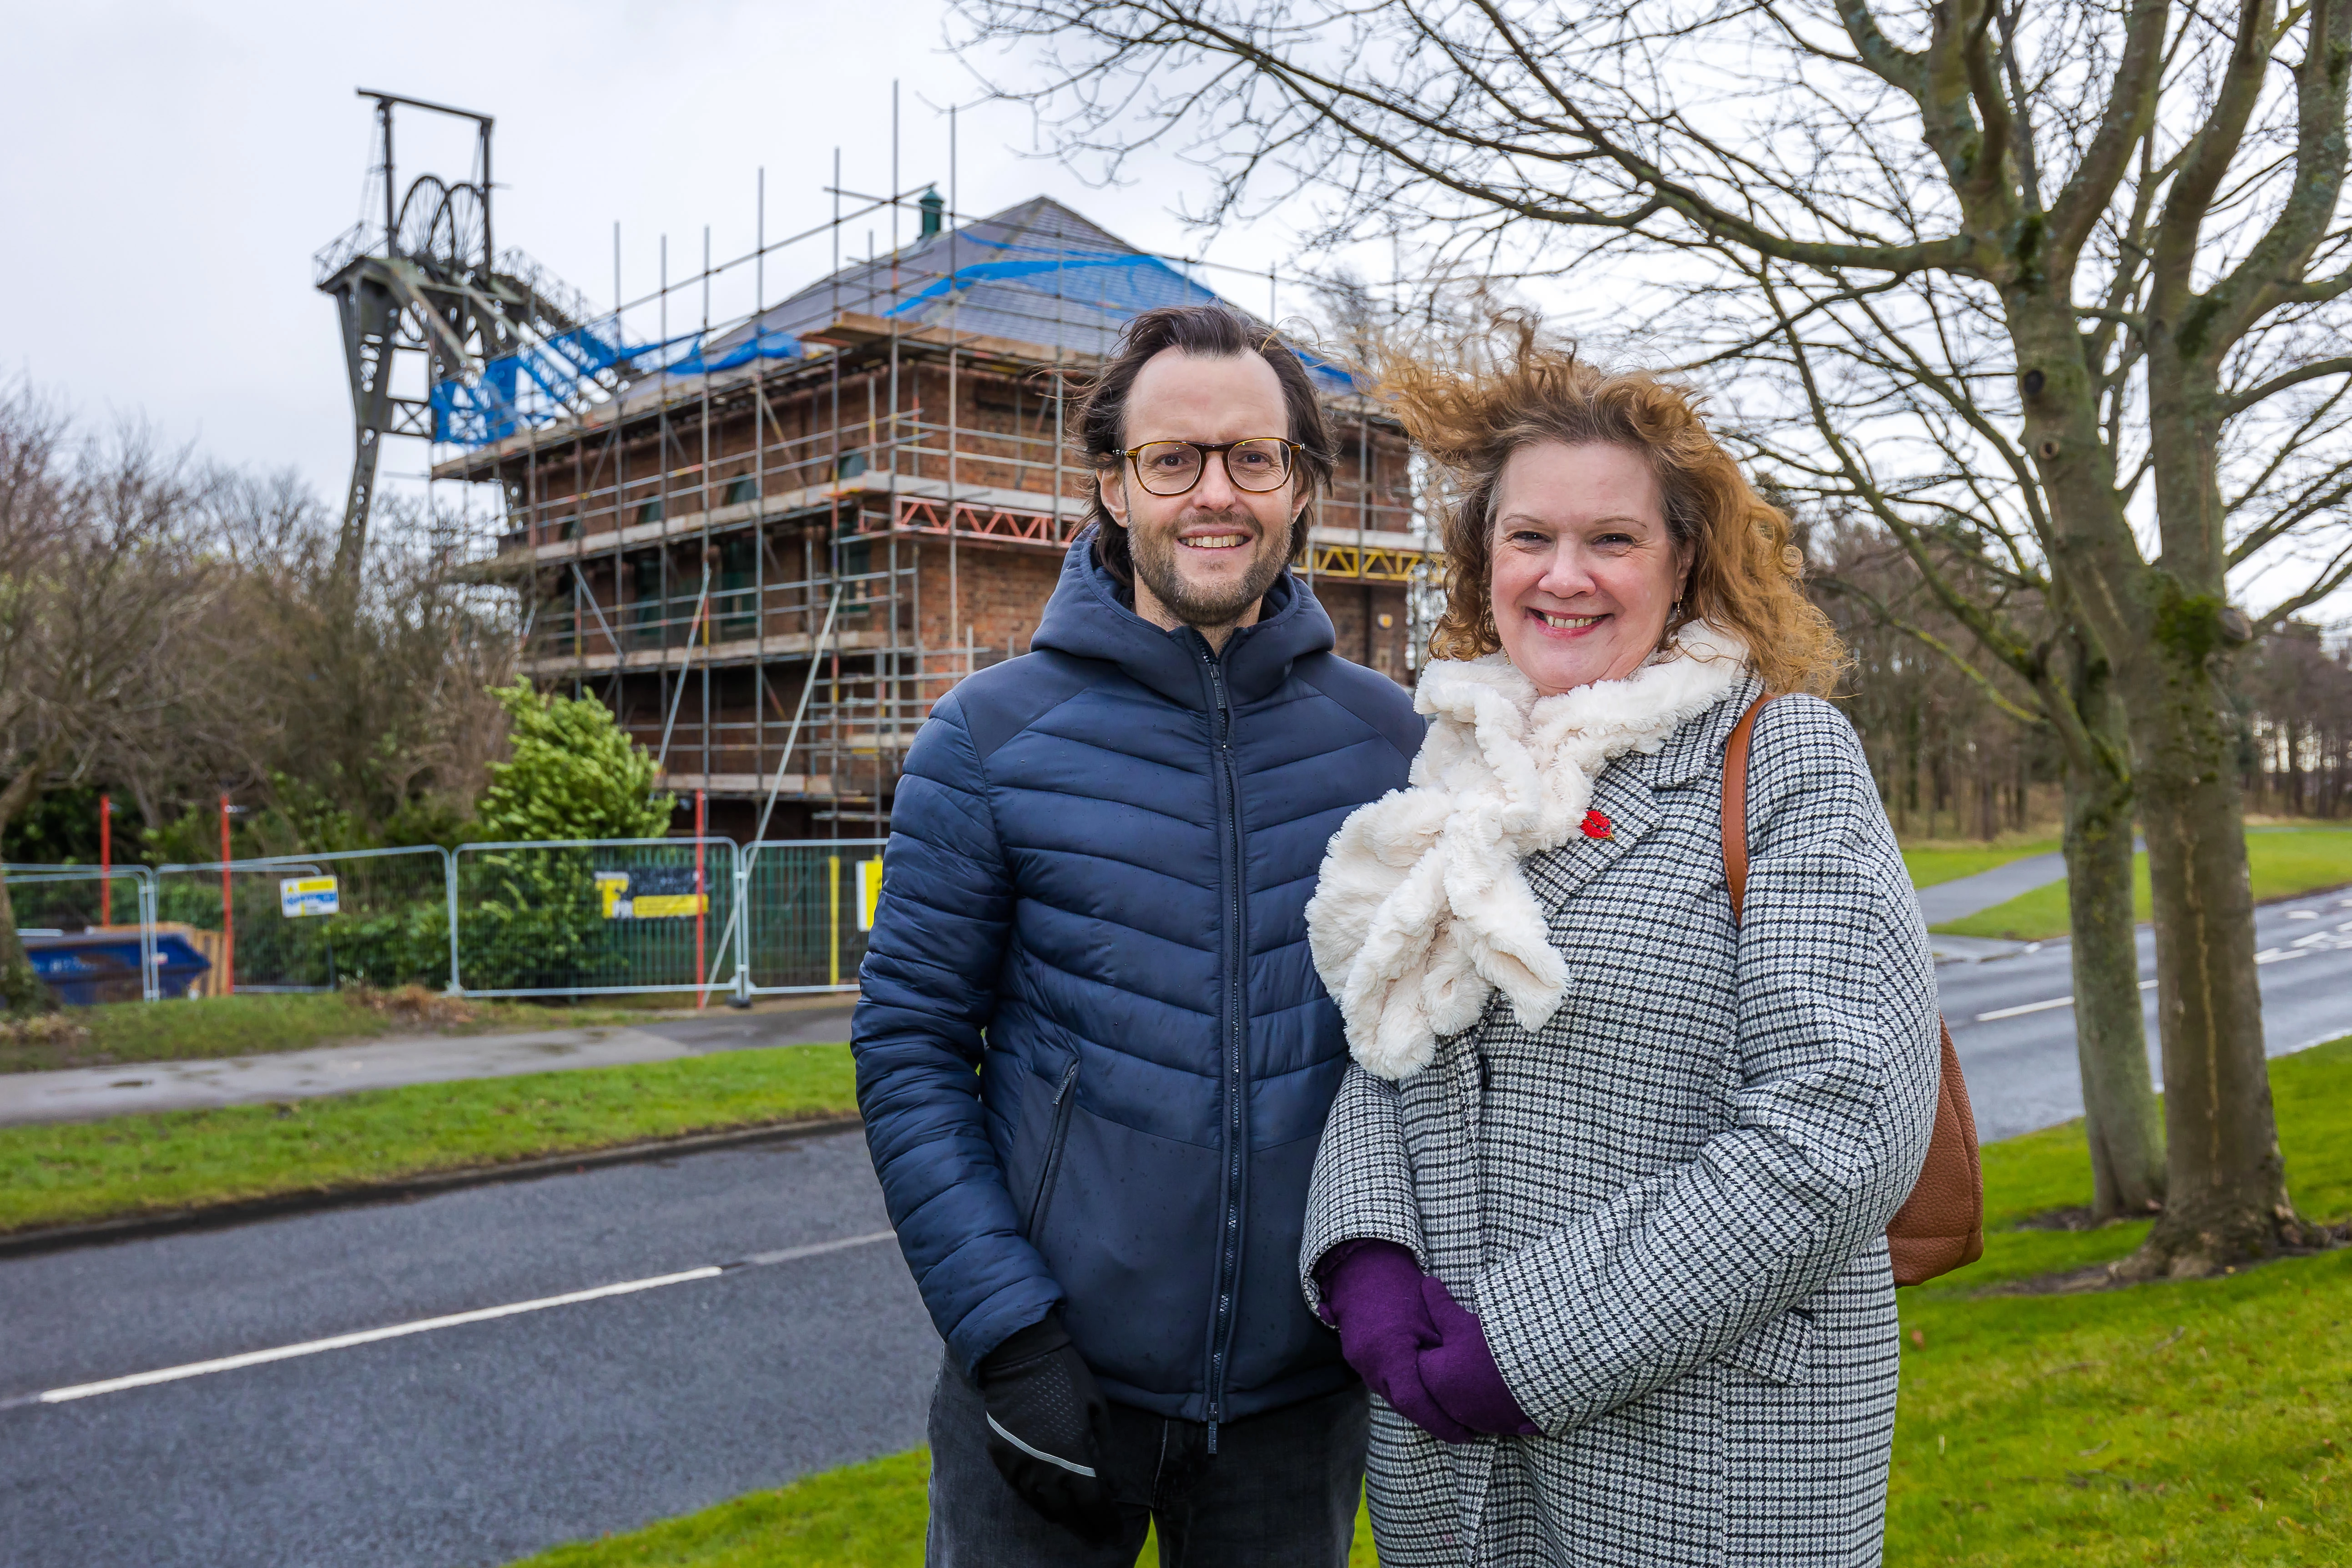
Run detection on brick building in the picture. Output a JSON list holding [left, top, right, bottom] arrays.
[[441, 197, 1432, 838]]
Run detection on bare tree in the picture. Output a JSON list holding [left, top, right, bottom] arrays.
[[1799, 484, 2163, 1220], [0, 383, 216, 1012], [959, 0, 2352, 1271], [2241, 621, 2352, 815], [191, 478, 515, 851], [1716, 285, 2164, 1220]]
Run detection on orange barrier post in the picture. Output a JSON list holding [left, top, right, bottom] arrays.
[[218, 794, 234, 996], [694, 790, 708, 1009], [99, 793, 112, 926]]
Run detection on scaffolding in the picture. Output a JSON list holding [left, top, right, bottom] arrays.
[[390, 148, 1433, 837]]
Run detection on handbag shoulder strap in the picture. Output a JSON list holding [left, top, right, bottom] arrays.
[[1721, 693, 1773, 924], [1720, 688, 1985, 1285]]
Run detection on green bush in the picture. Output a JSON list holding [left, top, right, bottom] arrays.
[[478, 681, 674, 843]]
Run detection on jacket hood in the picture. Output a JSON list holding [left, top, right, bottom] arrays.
[[1030, 526, 1336, 708]]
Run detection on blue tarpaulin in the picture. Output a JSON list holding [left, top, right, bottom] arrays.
[[432, 323, 805, 446]]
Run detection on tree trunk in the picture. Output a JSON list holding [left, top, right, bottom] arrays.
[[2010, 287, 2312, 1275], [2117, 601, 2315, 1276], [2056, 699, 2165, 1220], [0, 759, 61, 1015], [0, 870, 48, 1016], [2103, 336, 2321, 1276]]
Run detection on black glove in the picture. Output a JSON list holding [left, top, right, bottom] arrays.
[[974, 1313, 1120, 1544]]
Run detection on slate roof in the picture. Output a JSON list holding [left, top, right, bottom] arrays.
[[713, 195, 1219, 357], [707, 194, 1354, 392]]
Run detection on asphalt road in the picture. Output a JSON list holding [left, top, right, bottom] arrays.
[[1939, 883, 2352, 1140], [5, 893, 2350, 1568], [0, 1129, 939, 1568]]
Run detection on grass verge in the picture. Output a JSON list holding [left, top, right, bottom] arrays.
[[0, 1042, 856, 1234], [1901, 839, 2059, 892], [1933, 825, 2352, 940], [503, 1037, 2352, 1568], [0, 988, 671, 1075], [505, 1454, 1380, 1568]]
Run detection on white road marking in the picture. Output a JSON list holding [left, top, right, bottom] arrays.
[[732, 1230, 898, 1269], [1977, 996, 2075, 1021], [15, 1230, 897, 1410], [1974, 978, 2159, 1023]]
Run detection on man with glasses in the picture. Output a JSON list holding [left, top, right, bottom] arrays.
[[854, 303, 1422, 1564]]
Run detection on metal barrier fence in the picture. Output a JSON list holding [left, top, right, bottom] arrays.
[[14, 836, 885, 1003], [742, 839, 885, 995], [3, 864, 160, 1003], [154, 847, 456, 993], [454, 837, 740, 998]]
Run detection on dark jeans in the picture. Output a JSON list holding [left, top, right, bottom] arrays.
[[925, 1352, 1369, 1567]]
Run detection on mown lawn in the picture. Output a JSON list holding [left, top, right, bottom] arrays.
[[1883, 1034, 2352, 1564], [507, 1453, 1380, 1568], [1900, 838, 2059, 892], [0, 988, 667, 1074], [1933, 825, 2352, 941], [506, 1039, 2352, 1568], [0, 1042, 857, 1233]]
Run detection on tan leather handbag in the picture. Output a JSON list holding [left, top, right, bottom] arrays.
[[1722, 696, 1985, 1286]]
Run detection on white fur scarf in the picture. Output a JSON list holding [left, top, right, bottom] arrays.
[[1305, 626, 1751, 1080]]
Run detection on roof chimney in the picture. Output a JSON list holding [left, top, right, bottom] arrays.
[[919, 186, 944, 240]]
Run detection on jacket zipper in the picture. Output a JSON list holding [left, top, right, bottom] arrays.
[[1025, 1058, 1082, 1237], [1201, 640, 1247, 1455]]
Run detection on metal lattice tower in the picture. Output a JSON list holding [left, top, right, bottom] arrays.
[[313, 90, 608, 578]]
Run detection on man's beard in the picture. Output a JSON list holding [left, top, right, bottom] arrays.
[[1128, 509, 1291, 629]]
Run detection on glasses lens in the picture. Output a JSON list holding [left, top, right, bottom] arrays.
[[1133, 442, 1205, 496], [1226, 439, 1292, 492]]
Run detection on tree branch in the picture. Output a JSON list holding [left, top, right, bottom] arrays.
[[2221, 354, 2352, 417], [2045, 0, 2171, 272], [1816, 573, 2051, 727]]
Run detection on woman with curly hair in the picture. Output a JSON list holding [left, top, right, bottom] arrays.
[[1301, 329, 1940, 1566]]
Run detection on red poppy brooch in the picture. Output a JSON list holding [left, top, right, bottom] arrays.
[[1581, 809, 1613, 840]]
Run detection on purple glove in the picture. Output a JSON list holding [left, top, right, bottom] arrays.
[[1315, 1241, 1475, 1443], [1418, 1275, 1539, 1437]]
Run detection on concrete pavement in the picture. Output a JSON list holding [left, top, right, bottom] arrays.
[[0, 1001, 855, 1126], [1912, 849, 2070, 926]]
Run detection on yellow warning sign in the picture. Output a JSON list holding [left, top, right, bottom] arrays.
[[596, 868, 707, 920]]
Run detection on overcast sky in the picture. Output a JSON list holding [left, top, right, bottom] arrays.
[[7, 2, 2342, 625], [2, 0, 1323, 518]]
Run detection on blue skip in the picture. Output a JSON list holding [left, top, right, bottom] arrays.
[[21, 931, 212, 1005]]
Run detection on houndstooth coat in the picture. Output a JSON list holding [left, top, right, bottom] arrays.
[[1301, 679, 1940, 1567]]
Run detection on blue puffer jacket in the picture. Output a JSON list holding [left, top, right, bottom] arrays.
[[853, 531, 1423, 1425]]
